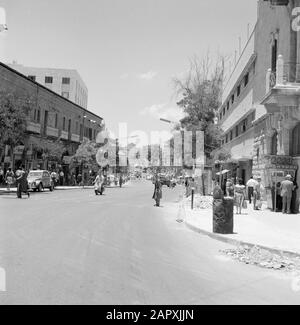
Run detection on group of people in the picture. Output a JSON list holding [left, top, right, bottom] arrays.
[[0, 166, 30, 199], [223, 174, 298, 215], [222, 176, 265, 214]]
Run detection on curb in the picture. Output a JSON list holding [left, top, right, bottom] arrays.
[[185, 219, 300, 259]]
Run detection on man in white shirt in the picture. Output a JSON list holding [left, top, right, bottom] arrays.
[[246, 176, 258, 204]]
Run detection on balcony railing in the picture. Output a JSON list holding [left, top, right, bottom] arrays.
[[60, 130, 69, 140], [71, 134, 80, 143], [266, 55, 300, 92], [46, 126, 59, 138], [26, 121, 41, 134]]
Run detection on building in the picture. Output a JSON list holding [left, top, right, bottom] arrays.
[[217, 0, 300, 207], [0, 61, 103, 181], [7, 62, 88, 108]]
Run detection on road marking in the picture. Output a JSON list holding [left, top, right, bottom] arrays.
[[0, 267, 6, 292]]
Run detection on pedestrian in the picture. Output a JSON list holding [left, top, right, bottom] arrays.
[[0, 166, 4, 185], [152, 175, 162, 207], [50, 170, 57, 188], [5, 167, 14, 191], [226, 178, 235, 197], [291, 176, 298, 214], [16, 166, 30, 199], [246, 176, 258, 204], [59, 170, 64, 186], [119, 175, 123, 188], [280, 175, 294, 214], [234, 178, 246, 215], [93, 171, 105, 195], [253, 176, 264, 210]]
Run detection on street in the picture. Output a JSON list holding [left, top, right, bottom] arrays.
[[0, 180, 300, 305]]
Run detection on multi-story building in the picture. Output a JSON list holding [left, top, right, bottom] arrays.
[[7, 62, 88, 108], [217, 0, 300, 206], [0, 61, 103, 179]]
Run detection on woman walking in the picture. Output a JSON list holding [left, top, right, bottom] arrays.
[[93, 171, 105, 196], [234, 178, 246, 214], [5, 168, 14, 191], [152, 175, 162, 207]]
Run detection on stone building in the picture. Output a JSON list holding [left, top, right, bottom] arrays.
[[0, 61, 103, 180], [7, 63, 88, 108], [217, 0, 300, 206]]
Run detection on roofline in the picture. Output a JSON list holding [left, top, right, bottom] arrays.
[[0, 61, 102, 121]]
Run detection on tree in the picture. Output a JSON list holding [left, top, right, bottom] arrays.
[[0, 91, 32, 161], [72, 139, 98, 167], [174, 54, 226, 155]]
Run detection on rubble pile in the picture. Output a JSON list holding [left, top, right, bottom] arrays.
[[185, 195, 213, 210], [221, 246, 300, 271]]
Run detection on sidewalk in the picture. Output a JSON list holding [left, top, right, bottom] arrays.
[[183, 196, 300, 257], [0, 183, 130, 194]]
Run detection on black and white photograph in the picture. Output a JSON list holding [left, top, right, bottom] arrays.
[[0, 0, 300, 307]]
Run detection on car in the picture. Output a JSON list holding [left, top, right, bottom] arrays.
[[27, 170, 54, 192]]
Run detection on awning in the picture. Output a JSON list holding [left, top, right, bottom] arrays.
[[216, 169, 230, 176]]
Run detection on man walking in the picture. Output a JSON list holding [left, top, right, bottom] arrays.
[[280, 175, 294, 214], [246, 176, 257, 204]]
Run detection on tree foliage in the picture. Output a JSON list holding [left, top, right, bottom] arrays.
[[174, 54, 225, 153], [0, 91, 32, 151], [72, 139, 97, 165]]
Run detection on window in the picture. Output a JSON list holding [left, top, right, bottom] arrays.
[[227, 102, 230, 111], [235, 125, 239, 137], [225, 134, 228, 143], [28, 75, 36, 82], [62, 92, 69, 99], [223, 107, 225, 115], [75, 121, 79, 134], [63, 117, 66, 131], [62, 77, 70, 85], [237, 85, 241, 97], [45, 76, 53, 84], [292, 123, 300, 156], [271, 132, 278, 155], [230, 130, 233, 141], [80, 124, 83, 138], [244, 73, 249, 87], [37, 110, 41, 123], [242, 119, 247, 133], [55, 114, 58, 128], [231, 94, 235, 104], [34, 109, 37, 121]]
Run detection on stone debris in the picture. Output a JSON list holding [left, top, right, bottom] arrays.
[[221, 245, 300, 272], [185, 195, 213, 210]]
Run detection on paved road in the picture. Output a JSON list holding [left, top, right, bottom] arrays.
[[0, 180, 299, 305]]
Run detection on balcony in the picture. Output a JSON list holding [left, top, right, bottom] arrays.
[[266, 56, 300, 92], [46, 126, 59, 138], [71, 134, 80, 143], [26, 121, 41, 134], [262, 55, 300, 112], [60, 130, 69, 140]]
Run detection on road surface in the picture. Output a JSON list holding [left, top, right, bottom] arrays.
[[0, 180, 299, 304]]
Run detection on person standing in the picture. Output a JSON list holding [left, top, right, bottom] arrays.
[[93, 171, 105, 195], [280, 175, 294, 214], [0, 167, 4, 185], [246, 176, 258, 204], [5, 168, 14, 191], [253, 176, 264, 210], [119, 175, 123, 188], [59, 170, 64, 186], [234, 178, 246, 215], [50, 170, 57, 188], [153, 175, 162, 207], [16, 166, 30, 199]]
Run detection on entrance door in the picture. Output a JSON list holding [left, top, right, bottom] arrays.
[[242, 169, 246, 185]]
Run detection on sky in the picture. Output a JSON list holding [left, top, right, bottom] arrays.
[[0, 0, 258, 140]]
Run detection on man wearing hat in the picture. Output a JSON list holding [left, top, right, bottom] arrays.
[[280, 175, 294, 214]]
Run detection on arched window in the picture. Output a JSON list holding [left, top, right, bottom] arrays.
[[292, 123, 300, 156], [271, 132, 278, 155]]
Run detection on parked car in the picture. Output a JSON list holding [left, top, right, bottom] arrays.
[[27, 170, 54, 192]]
